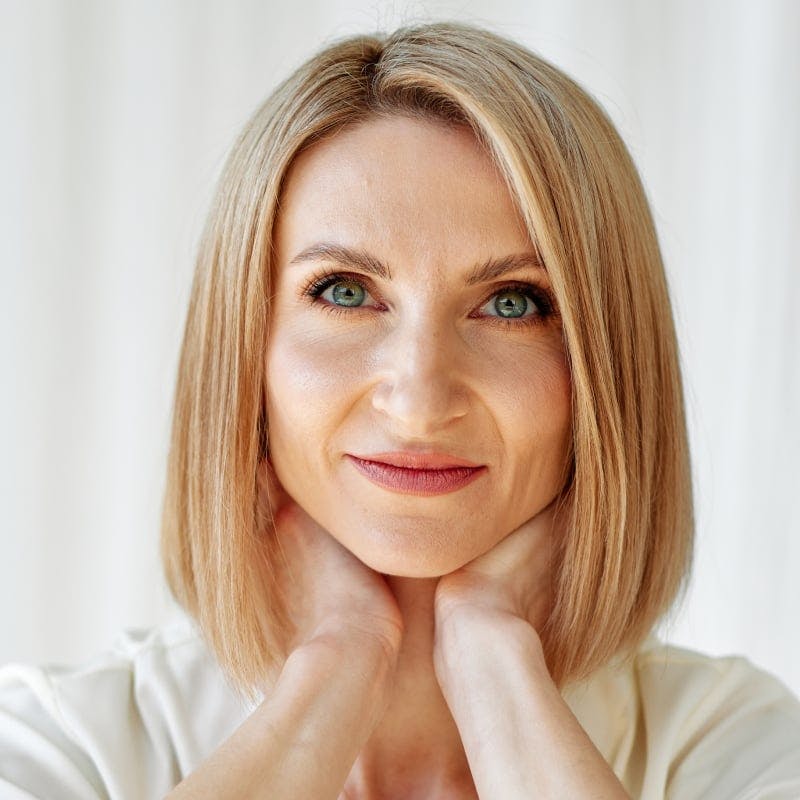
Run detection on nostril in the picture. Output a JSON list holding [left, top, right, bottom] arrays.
[[370, 389, 470, 437]]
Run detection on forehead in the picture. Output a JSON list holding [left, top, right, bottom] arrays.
[[284, 115, 501, 189], [273, 115, 532, 264]]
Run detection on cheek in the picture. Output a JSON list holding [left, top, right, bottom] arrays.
[[265, 323, 366, 435], [475, 334, 571, 421], [487, 340, 573, 481]]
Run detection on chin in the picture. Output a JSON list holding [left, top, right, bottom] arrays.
[[325, 510, 493, 578], [348, 539, 474, 578], [366, 560, 456, 579]]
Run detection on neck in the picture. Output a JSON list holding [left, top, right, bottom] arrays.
[[341, 576, 478, 800]]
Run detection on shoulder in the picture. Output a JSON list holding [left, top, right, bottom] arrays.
[[635, 638, 800, 799], [0, 615, 252, 799], [565, 634, 800, 799]]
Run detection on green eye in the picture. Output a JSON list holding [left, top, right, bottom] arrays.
[[492, 290, 529, 318], [329, 280, 366, 307]]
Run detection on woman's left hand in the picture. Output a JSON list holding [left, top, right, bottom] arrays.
[[433, 495, 560, 636], [432, 498, 631, 800]]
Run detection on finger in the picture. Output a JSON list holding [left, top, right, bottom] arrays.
[[463, 504, 556, 578], [256, 456, 292, 520], [255, 458, 297, 587]]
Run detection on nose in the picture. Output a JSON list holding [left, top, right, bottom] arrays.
[[370, 321, 470, 437]]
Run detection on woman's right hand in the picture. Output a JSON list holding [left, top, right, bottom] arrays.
[[256, 457, 404, 665], [167, 462, 403, 799]]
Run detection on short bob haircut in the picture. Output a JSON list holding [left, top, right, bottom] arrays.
[[161, 21, 694, 697]]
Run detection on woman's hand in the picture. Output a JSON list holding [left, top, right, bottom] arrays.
[[256, 457, 404, 663], [433, 495, 561, 636], [167, 461, 407, 800], [430, 497, 631, 799]]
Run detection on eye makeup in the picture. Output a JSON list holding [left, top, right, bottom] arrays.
[[298, 269, 560, 330]]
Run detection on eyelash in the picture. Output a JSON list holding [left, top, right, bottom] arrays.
[[300, 270, 559, 329]]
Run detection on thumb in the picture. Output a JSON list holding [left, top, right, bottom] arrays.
[[256, 455, 292, 522]]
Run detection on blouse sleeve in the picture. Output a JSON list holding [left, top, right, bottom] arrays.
[[0, 624, 251, 800], [656, 654, 800, 800], [0, 664, 107, 799]]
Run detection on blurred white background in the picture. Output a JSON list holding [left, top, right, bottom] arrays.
[[1, 0, 798, 696]]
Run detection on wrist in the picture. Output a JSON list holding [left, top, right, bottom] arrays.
[[295, 625, 399, 684], [285, 634, 396, 730], [434, 603, 548, 688], [311, 612, 402, 660]]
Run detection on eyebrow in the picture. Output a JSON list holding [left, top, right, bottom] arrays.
[[287, 242, 546, 285]]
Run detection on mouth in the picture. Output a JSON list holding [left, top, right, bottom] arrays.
[[345, 454, 487, 496]]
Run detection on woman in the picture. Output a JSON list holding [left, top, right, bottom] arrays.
[[1, 21, 799, 799]]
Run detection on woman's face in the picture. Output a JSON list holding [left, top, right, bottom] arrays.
[[266, 115, 572, 577]]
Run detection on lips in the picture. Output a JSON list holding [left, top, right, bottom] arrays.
[[350, 451, 482, 469], [344, 452, 486, 496]]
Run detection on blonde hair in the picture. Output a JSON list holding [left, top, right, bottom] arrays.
[[161, 21, 693, 696]]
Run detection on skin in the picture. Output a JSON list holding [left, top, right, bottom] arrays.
[[169, 114, 630, 800], [253, 117, 626, 800], [266, 114, 572, 578]]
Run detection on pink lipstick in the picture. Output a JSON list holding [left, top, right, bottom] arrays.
[[345, 454, 486, 496]]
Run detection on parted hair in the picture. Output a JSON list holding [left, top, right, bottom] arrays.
[[161, 20, 694, 697]]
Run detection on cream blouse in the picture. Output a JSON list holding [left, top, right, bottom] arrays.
[[0, 615, 798, 798]]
